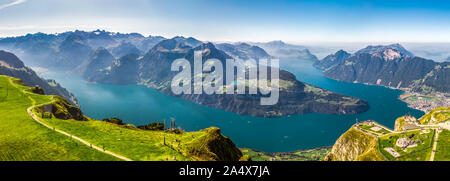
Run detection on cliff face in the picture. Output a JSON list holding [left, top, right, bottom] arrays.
[[185, 127, 244, 161], [325, 127, 383, 161], [0, 50, 79, 106]]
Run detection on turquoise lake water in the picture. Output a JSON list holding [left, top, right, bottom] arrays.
[[40, 59, 424, 153]]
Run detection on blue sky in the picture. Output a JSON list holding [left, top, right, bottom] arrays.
[[1, 0, 450, 43]]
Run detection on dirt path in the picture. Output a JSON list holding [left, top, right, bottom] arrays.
[[429, 129, 439, 161], [9, 77, 132, 161]]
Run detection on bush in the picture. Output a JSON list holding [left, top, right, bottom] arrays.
[[166, 128, 184, 134], [103, 118, 124, 125], [137, 122, 165, 131]]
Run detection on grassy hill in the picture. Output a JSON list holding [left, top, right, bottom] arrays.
[[0, 75, 119, 160], [0, 75, 245, 161], [325, 107, 450, 161]]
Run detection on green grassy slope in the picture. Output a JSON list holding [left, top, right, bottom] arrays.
[[418, 107, 450, 125], [0, 75, 120, 161], [435, 129, 450, 161], [0, 75, 244, 161], [378, 129, 434, 161]]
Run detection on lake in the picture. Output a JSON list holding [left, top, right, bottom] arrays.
[[40, 59, 424, 153]]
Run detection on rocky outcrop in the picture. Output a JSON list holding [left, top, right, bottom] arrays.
[[31, 86, 45, 95], [185, 127, 244, 161], [325, 126, 384, 161], [41, 96, 87, 121]]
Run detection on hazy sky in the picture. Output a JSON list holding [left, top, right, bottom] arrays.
[[1, 0, 450, 43]]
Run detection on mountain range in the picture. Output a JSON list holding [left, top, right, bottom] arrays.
[[0, 30, 166, 70], [314, 44, 450, 93], [0, 30, 370, 117], [0, 30, 319, 68], [87, 38, 369, 117], [250, 40, 318, 61], [215, 43, 271, 60]]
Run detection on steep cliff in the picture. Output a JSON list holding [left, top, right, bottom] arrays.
[[185, 127, 244, 161], [325, 127, 384, 161]]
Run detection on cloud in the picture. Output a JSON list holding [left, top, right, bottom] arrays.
[[0, 0, 26, 10]]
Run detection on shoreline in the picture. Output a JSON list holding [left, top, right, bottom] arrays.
[[351, 81, 448, 114]]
